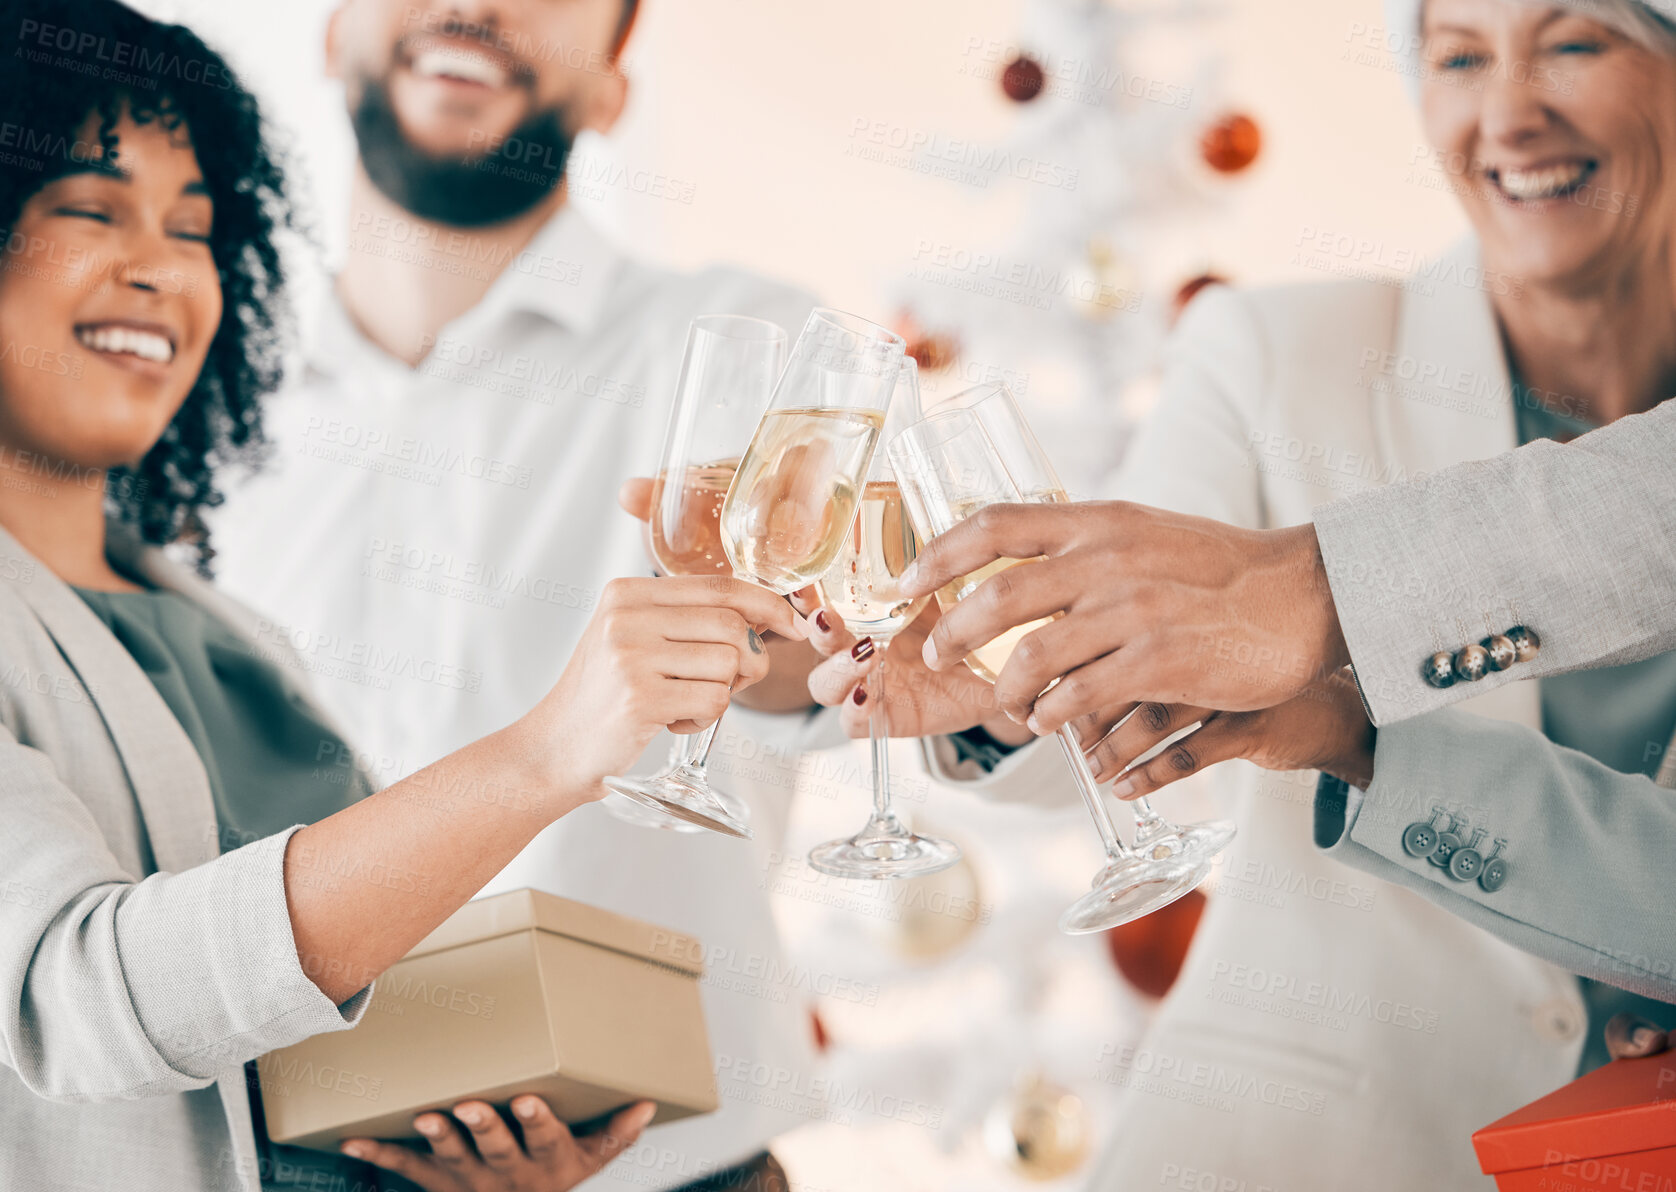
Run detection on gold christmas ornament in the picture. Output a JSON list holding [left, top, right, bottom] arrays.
[[984, 1073, 1093, 1180], [887, 847, 984, 960]]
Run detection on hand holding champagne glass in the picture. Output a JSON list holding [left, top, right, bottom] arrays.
[[808, 359, 960, 879], [611, 308, 906, 839], [604, 315, 787, 838], [889, 410, 1210, 933], [927, 384, 1236, 870]]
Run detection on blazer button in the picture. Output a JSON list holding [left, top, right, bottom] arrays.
[[1482, 635, 1516, 672], [1532, 998, 1584, 1043], [1449, 828, 1487, 881], [1477, 839, 1510, 892], [1423, 651, 1456, 689], [1428, 814, 1466, 868], [1507, 625, 1541, 663], [1454, 643, 1490, 682]]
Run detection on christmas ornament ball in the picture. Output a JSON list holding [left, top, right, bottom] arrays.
[[1201, 112, 1262, 173], [1103, 886, 1206, 998], [1001, 53, 1046, 103]]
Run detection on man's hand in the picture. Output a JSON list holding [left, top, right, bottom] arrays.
[[899, 501, 1351, 733], [797, 594, 1032, 743], [342, 1098, 655, 1191], [1071, 671, 1375, 801]]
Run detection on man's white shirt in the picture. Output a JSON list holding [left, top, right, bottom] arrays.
[[212, 207, 825, 1189]]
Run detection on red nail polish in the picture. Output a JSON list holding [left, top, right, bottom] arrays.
[[814, 610, 832, 633], [851, 638, 875, 661], [852, 685, 867, 706]]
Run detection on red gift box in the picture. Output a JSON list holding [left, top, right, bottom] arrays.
[[1472, 1055, 1676, 1191]]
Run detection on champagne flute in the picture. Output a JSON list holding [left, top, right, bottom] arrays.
[[603, 315, 787, 839], [929, 383, 1237, 869], [808, 359, 961, 879], [889, 410, 1210, 933], [719, 308, 905, 593]]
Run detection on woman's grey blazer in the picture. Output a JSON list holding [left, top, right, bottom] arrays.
[[0, 522, 371, 1192]]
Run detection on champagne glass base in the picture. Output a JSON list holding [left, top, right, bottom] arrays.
[[1058, 856, 1212, 935], [808, 830, 961, 880], [604, 785, 750, 834], [1176, 818, 1238, 861], [603, 772, 752, 840]]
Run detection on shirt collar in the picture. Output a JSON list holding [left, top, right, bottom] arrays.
[[302, 204, 624, 380]]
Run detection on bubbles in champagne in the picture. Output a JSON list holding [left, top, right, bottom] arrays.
[[721, 407, 884, 593], [648, 461, 737, 576], [817, 481, 929, 639]]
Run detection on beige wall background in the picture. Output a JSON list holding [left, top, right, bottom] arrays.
[[170, 0, 1469, 322]]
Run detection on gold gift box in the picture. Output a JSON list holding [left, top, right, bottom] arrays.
[[259, 888, 718, 1151]]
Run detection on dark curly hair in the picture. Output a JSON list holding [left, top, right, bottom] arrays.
[[0, 0, 293, 572]]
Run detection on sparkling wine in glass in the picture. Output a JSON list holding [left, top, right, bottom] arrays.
[[808, 360, 960, 880], [603, 315, 787, 839], [719, 308, 905, 594], [928, 382, 1237, 870], [889, 410, 1211, 933]]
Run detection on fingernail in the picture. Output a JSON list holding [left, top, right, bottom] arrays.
[[1026, 713, 1043, 734], [899, 562, 919, 588], [416, 1118, 441, 1137], [341, 1142, 370, 1160], [455, 1105, 484, 1127], [630, 1101, 658, 1129], [852, 685, 867, 706], [1633, 1026, 1658, 1050], [851, 638, 875, 662], [814, 610, 832, 633], [922, 638, 939, 668], [1112, 777, 1136, 799], [514, 1098, 539, 1120]]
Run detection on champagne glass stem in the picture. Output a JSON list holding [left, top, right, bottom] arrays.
[[1056, 725, 1134, 863], [678, 716, 723, 771], [868, 645, 896, 824], [1129, 795, 1181, 856]]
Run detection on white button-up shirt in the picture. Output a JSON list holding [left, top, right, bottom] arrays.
[[212, 207, 823, 1189]]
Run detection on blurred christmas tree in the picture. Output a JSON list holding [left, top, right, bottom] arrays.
[[895, 0, 1260, 498]]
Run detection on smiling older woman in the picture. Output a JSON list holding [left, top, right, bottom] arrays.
[[800, 0, 1676, 1186]]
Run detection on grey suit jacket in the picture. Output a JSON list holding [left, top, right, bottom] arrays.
[[0, 522, 371, 1192], [1318, 707, 1676, 1002], [1314, 399, 1676, 727]]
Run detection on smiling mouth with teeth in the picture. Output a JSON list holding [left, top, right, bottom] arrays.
[[75, 324, 176, 365], [1487, 160, 1598, 203], [409, 45, 515, 89]]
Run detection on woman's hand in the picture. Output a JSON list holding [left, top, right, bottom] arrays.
[[618, 477, 820, 713], [342, 1097, 655, 1191], [1605, 1013, 1670, 1061], [518, 575, 805, 803], [797, 592, 1032, 744], [1076, 669, 1376, 800]]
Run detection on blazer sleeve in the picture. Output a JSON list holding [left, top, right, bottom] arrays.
[[1314, 399, 1676, 726], [1314, 708, 1676, 1000], [0, 730, 370, 1103]]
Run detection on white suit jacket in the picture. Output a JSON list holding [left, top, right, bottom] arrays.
[[935, 243, 1591, 1191]]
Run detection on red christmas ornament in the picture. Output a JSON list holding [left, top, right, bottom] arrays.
[[894, 310, 960, 373], [1001, 53, 1046, 103], [1170, 272, 1228, 326], [1103, 887, 1206, 999], [1200, 112, 1262, 174]]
